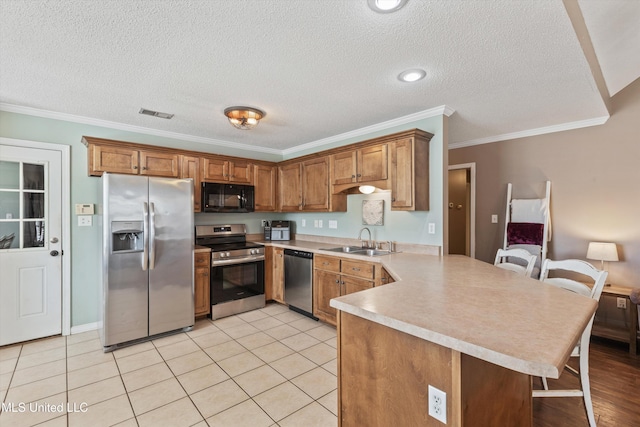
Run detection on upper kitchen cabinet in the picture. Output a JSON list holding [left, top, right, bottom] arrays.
[[331, 144, 388, 185], [180, 155, 201, 212], [278, 157, 345, 212], [83, 136, 179, 177], [278, 162, 302, 211], [254, 164, 277, 212], [201, 158, 252, 184], [389, 131, 431, 211]]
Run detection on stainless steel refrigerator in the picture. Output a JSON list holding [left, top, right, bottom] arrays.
[[99, 173, 194, 350]]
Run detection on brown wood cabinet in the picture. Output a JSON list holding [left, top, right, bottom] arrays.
[[379, 267, 395, 286], [390, 134, 429, 210], [278, 157, 340, 212], [194, 252, 210, 318], [201, 158, 252, 184], [266, 246, 285, 303], [181, 155, 201, 212], [87, 142, 179, 177], [331, 144, 388, 185], [254, 164, 277, 212], [313, 254, 376, 325]]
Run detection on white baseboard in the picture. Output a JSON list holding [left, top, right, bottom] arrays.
[[70, 322, 98, 335]]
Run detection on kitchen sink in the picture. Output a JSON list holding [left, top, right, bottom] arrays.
[[320, 246, 393, 256], [321, 246, 366, 253]]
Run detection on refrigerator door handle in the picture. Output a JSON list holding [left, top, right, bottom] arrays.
[[142, 202, 149, 271], [149, 202, 156, 270]]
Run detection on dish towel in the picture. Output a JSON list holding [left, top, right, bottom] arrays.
[[507, 222, 544, 246]]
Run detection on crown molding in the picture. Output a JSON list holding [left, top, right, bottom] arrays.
[[282, 105, 454, 156], [448, 115, 610, 150], [0, 103, 282, 155]]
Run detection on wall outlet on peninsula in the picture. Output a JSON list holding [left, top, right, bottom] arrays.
[[428, 385, 447, 424]]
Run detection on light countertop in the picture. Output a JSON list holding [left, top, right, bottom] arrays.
[[260, 240, 597, 379]]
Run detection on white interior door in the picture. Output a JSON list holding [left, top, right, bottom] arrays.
[[0, 144, 62, 346]]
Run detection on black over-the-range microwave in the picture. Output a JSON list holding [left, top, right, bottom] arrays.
[[201, 182, 255, 213]]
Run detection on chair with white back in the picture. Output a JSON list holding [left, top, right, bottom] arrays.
[[494, 248, 537, 277], [534, 258, 608, 427]]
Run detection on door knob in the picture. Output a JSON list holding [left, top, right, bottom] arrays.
[[50, 237, 59, 243], [50, 250, 59, 256]]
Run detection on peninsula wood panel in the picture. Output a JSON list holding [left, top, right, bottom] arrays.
[[338, 312, 532, 427]]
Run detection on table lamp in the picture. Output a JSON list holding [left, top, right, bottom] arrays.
[[586, 242, 619, 270]]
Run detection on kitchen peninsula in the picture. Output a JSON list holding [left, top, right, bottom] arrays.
[[329, 254, 597, 427]]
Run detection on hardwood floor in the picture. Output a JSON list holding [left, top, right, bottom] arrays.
[[533, 338, 640, 427]]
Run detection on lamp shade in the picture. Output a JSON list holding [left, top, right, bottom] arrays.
[[586, 242, 619, 262]]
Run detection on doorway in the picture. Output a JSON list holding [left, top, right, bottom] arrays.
[[448, 163, 475, 257], [0, 138, 70, 345]]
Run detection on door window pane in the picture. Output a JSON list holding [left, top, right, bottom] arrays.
[[0, 191, 19, 219], [24, 193, 44, 218], [23, 221, 45, 248], [0, 222, 19, 249], [0, 161, 20, 189], [23, 164, 44, 190]]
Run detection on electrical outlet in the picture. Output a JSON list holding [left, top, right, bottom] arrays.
[[617, 297, 627, 309], [318, 220, 323, 228], [261, 220, 267, 227], [301, 219, 306, 227], [428, 385, 447, 424], [491, 214, 498, 224], [78, 215, 92, 227], [428, 223, 435, 234], [314, 220, 319, 228], [329, 220, 338, 229]]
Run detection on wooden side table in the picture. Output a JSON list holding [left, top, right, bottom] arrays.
[[592, 284, 638, 355]]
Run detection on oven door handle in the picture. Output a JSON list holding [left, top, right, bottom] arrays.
[[212, 256, 265, 267]]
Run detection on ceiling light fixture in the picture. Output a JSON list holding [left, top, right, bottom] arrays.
[[368, 0, 408, 13], [224, 106, 266, 130], [398, 69, 426, 82]]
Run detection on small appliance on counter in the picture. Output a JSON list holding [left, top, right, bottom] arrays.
[[263, 220, 291, 241]]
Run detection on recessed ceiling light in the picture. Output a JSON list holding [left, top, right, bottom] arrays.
[[398, 69, 426, 83], [367, 0, 408, 13]]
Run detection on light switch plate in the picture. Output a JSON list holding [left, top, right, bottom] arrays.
[[428, 223, 435, 234], [491, 214, 498, 223], [75, 204, 94, 215], [329, 220, 338, 229]]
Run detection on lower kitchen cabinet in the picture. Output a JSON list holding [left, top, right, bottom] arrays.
[[194, 252, 210, 318], [313, 254, 377, 326], [266, 246, 285, 303]]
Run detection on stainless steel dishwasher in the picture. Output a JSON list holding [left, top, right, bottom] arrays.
[[284, 249, 317, 319]]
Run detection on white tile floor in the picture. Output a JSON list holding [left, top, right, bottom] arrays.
[[0, 303, 338, 427]]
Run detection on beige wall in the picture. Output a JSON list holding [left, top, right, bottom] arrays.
[[449, 77, 640, 287]]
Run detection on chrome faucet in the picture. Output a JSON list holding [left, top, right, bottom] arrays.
[[358, 227, 372, 248]]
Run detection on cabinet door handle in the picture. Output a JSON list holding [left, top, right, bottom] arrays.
[[381, 278, 387, 283], [142, 166, 147, 170], [351, 174, 355, 178], [335, 279, 340, 284], [352, 267, 361, 271], [341, 281, 345, 285], [133, 166, 138, 170], [357, 173, 361, 177]]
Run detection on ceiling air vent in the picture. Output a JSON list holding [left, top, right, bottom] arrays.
[[139, 108, 174, 119]]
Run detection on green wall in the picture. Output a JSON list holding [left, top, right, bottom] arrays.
[[0, 110, 444, 327]]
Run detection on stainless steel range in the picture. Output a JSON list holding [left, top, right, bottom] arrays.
[[195, 224, 265, 319]]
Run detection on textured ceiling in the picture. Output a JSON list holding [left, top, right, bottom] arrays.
[[0, 1, 637, 155]]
